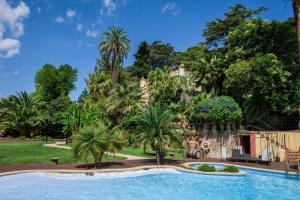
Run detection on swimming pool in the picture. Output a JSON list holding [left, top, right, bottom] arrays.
[[0, 165, 299, 200]]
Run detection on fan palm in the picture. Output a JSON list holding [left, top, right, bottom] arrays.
[[72, 122, 124, 168], [132, 105, 181, 165], [0, 91, 45, 137], [107, 82, 141, 124], [98, 27, 130, 89]]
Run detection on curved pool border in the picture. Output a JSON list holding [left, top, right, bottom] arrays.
[[0, 164, 247, 177], [183, 162, 298, 176]]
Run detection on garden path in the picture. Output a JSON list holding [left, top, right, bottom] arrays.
[[43, 142, 146, 160]]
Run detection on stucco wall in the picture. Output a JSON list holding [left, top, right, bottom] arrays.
[[253, 131, 300, 162]]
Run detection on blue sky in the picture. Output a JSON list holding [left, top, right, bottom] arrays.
[[0, 0, 294, 100]]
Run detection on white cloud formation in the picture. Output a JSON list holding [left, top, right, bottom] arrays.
[[66, 9, 76, 18], [0, 38, 20, 58], [86, 30, 98, 38], [55, 16, 65, 23], [76, 23, 83, 32], [162, 2, 181, 16], [0, 0, 30, 59], [100, 0, 117, 16]]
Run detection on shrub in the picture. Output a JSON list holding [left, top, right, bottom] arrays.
[[189, 96, 242, 129], [221, 165, 239, 173], [197, 164, 216, 172]]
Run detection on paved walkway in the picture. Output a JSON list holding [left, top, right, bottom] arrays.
[[43, 142, 146, 160]]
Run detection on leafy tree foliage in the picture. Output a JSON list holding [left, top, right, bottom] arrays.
[[35, 64, 77, 102], [226, 18, 298, 66], [147, 68, 180, 105], [203, 4, 266, 47], [224, 54, 293, 127], [128, 41, 177, 78], [128, 41, 151, 78]]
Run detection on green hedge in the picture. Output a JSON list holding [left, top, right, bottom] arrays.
[[221, 165, 239, 173], [197, 164, 216, 172]]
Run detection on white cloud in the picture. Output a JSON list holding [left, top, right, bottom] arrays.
[[162, 2, 181, 16], [66, 9, 76, 18], [0, 0, 29, 59], [0, 38, 20, 58], [55, 16, 65, 23], [100, 0, 117, 16], [76, 23, 83, 32], [86, 30, 98, 38]]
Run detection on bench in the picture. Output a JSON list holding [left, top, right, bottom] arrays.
[[227, 157, 271, 165], [51, 157, 59, 164]]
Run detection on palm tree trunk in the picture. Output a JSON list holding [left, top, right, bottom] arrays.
[[293, 0, 300, 63], [155, 148, 164, 165], [111, 55, 118, 89]]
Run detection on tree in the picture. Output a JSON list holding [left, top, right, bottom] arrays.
[[131, 105, 181, 165], [226, 18, 298, 66], [72, 122, 124, 168], [224, 54, 292, 127], [147, 68, 180, 105], [203, 4, 265, 48], [292, 0, 300, 62], [0, 92, 45, 138], [107, 82, 141, 125], [85, 70, 111, 100], [149, 41, 176, 69], [99, 27, 130, 89], [128, 41, 151, 78], [35, 64, 77, 102]]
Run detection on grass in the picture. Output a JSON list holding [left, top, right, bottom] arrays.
[[0, 141, 125, 166], [118, 146, 186, 159]]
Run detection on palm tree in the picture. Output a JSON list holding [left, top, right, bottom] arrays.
[[132, 105, 181, 165], [72, 122, 124, 168], [0, 92, 45, 138], [107, 82, 141, 124], [293, 0, 300, 62], [98, 27, 130, 89]]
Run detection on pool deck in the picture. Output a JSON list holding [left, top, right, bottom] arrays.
[[0, 158, 297, 175]]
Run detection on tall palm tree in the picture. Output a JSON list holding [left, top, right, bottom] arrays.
[[293, 0, 300, 62], [98, 27, 130, 89], [72, 122, 124, 168], [0, 91, 45, 138], [132, 105, 181, 165]]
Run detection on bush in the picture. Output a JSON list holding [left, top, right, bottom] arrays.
[[189, 96, 242, 125], [197, 164, 216, 172], [221, 165, 239, 173]]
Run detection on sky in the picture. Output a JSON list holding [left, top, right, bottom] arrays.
[[0, 0, 294, 100]]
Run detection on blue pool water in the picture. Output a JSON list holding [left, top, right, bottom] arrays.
[[0, 166, 300, 200]]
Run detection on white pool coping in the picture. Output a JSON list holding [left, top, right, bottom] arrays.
[[0, 164, 246, 177]]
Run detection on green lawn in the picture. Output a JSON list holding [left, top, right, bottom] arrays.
[[118, 146, 186, 159], [0, 141, 125, 166]]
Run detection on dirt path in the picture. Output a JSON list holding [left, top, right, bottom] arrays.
[[43, 142, 146, 160]]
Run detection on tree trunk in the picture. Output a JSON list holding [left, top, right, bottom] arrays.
[[111, 56, 118, 90], [293, 0, 300, 63], [155, 148, 164, 165]]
